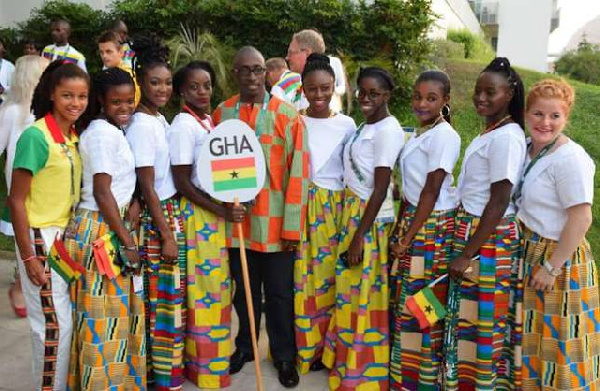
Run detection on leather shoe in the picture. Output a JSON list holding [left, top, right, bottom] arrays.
[[309, 360, 326, 372], [275, 361, 299, 388], [230, 349, 254, 375]]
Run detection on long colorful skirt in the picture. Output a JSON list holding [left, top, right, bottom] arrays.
[[443, 208, 523, 390], [140, 198, 186, 390], [322, 188, 392, 391], [521, 227, 600, 390], [65, 208, 146, 390], [294, 185, 344, 374], [180, 197, 232, 389], [390, 204, 455, 391]]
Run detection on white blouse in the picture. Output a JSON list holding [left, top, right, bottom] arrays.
[[400, 121, 461, 211], [79, 119, 136, 211], [168, 112, 212, 190], [304, 113, 356, 191], [343, 115, 404, 199], [125, 112, 176, 201], [0, 103, 33, 190], [458, 122, 526, 217], [517, 139, 595, 241]]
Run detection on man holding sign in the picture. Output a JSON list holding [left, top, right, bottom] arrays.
[[213, 46, 309, 388]]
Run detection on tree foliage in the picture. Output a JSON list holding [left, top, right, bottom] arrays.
[[555, 40, 600, 86]]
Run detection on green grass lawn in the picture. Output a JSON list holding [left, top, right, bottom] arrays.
[[394, 58, 600, 256]]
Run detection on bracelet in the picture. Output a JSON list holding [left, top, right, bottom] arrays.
[[398, 237, 411, 248], [22, 255, 37, 263], [120, 245, 138, 252]]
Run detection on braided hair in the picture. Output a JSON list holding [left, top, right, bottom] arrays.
[[357, 67, 394, 92], [31, 60, 90, 124], [80, 67, 135, 129], [481, 57, 525, 129], [131, 33, 170, 85], [301, 53, 335, 82], [415, 70, 452, 123], [173, 60, 217, 96]]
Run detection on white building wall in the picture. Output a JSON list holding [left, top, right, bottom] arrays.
[[496, 0, 552, 72], [0, 0, 111, 26], [430, 0, 483, 38]]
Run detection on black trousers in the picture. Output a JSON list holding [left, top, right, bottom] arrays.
[[229, 248, 296, 363]]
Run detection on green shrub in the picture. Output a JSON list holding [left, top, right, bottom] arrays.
[[555, 42, 600, 86], [447, 28, 494, 62], [432, 39, 465, 60]]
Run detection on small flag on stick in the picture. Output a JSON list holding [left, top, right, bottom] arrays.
[[47, 237, 86, 283], [405, 274, 448, 330]]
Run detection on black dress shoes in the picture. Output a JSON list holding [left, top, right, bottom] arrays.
[[275, 361, 300, 388], [309, 360, 326, 372], [230, 349, 254, 375]]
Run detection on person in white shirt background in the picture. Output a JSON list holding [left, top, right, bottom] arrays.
[[41, 19, 87, 72], [323, 67, 404, 390], [0, 38, 16, 103], [292, 53, 356, 375], [444, 57, 526, 390], [517, 78, 600, 390], [389, 70, 461, 391], [0, 55, 48, 319]]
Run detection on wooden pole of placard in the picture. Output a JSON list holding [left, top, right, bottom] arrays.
[[234, 197, 264, 391]]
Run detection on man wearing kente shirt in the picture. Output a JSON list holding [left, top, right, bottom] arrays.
[[42, 19, 87, 72], [212, 46, 309, 389]]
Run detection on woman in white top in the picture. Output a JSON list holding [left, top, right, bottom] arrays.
[[389, 70, 460, 390], [125, 35, 185, 390], [518, 79, 599, 390], [64, 67, 145, 389], [0, 55, 48, 318], [322, 67, 404, 389], [169, 61, 245, 389], [444, 57, 527, 390], [293, 54, 356, 375]]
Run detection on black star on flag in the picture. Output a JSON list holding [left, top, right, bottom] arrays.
[[230, 171, 239, 179], [425, 305, 433, 314]]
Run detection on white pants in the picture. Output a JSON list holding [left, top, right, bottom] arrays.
[[16, 226, 72, 391]]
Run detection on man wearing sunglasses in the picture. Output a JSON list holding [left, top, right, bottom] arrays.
[[212, 46, 309, 388]]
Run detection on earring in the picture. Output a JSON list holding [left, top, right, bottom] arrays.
[[441, 104, 450, 117]]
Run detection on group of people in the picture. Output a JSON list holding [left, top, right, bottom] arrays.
[[0, 19, 597, 391]]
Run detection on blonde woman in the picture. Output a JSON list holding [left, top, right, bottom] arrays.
[[0, 55, 48, 318]]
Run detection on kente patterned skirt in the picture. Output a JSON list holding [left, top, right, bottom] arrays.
[[322, 188, 392, 391], [180, 197, 232, 389], [521, 226, 600, 391], [390, 204, 455, 391], [140, 198, 186, 391], [443, 207, 523, 391], [294, 185, 344, 375], [64, 208, 146, 390]]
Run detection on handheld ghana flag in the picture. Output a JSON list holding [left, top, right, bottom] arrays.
[[92, 232, 121, 279], [47, 237, 86, 283], [405, 274, 448, 330], [211, 156, 257, 191]]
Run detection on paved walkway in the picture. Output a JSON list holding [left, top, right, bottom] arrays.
[[0, 258, 329, 391]]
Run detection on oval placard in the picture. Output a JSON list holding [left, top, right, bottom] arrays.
[[197, 119, 266, 203]]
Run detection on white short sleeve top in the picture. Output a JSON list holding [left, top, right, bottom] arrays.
[[343, 115, 404, 199], [125, 112, 176, 201], [304, 113, 356, 191], [400, 121, 461, 210], [168, 112, 212, 190], [517, 139, 595, 241], [0, 104, 34, 190], [79, 119, 136, 210], [458, 122, 526, 217]]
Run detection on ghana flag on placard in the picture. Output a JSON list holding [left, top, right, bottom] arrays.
[[406, 284, 447, 330], [47, 238, 86, 283], [211, 156, 257, 191]]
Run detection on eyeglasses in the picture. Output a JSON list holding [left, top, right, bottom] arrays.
[[234, 66, 267, 77], [286, 48, 308, 57], [355, 89, 384, 101]]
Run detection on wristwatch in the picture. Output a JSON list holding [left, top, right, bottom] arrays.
[[544, 261, 562, 277]]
